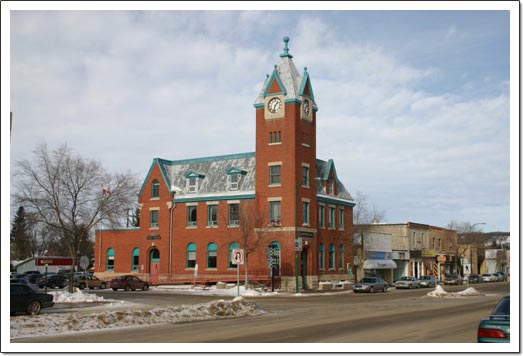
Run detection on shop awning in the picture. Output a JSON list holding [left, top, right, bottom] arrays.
[[364, 259, 397, 269]]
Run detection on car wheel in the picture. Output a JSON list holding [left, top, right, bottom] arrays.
[[383, 286, 388, 292], [370, 287, 375, 293], [124, 285, 131, 291], [89, 286, 94, 289], [26, 300, 41, 315], [112, 288, 118, 291], [142, 284, 149, 291], [50, 282, 57, 289], [79, 283, 86, 290], [100, 283, 106, 289]]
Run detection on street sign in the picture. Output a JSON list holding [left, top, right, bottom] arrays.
[[231, 249, 244, 265], [295, 238, 303, 252], [79, 255, 90, 270]]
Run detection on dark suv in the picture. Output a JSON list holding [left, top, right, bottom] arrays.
[[38, 273, 68, 289]]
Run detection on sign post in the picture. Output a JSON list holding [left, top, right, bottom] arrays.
[[231, 249, 244, 297], [294, 238, 302, 294]]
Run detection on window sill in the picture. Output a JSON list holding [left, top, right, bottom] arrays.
[[302, 224, 310, 228], [227, 225, 239, 228], [206, 268, 218, 271], [206, 225, 218, 229], [268, 183, 281, 188], [268, 142, 282, 146], [302, 143, 310, 148], [149, 227, 159, 230], [302, 185, 310, 189], [150, 197, 160, 200], [186, 226, 197, 229]]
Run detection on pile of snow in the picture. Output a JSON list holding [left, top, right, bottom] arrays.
[[155, 284, 277, 297], [11, 296, 262, 339], [427, 285, 481, 298], [48, 289, 106, 303]]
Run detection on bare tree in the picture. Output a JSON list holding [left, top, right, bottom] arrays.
[[222, 201, 269, 289], [12, 143, 140, 291], [352, 191, 386, 280]]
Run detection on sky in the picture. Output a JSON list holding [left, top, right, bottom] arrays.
[[3, 2, 518, 235]]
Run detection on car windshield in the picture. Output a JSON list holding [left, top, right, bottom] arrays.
[[492, 296, 510, 316], [360, 278, 377, 283], [399, 277, 411, 281]]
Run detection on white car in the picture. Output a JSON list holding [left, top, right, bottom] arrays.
[[394, 276, 421, 289], [482, 273, 497, 282]]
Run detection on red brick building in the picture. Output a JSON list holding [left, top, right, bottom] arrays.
[[94, 37, 355, 291]]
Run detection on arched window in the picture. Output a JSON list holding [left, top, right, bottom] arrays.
[[131, 248, 140, 272], [339, 244, 345, 270], [319, 244, 324, 271], [228, 242, 239, 269], [186, 243, 196, 268], [151, 179, 160, 198], [106, 248, 115, 271], [207, 243, 217, 269], [329, 244, 335, 270]]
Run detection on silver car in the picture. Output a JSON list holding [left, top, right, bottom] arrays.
[[352, 277, 388, 293], [419, 275, 438, 288], [482, 273, 497, 282], [395, 276, 421, 289]]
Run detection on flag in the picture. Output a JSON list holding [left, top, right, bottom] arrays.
[[102, 188, 111, 196]]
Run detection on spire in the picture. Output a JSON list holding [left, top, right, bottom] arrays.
[[279, 36, 293, 58]]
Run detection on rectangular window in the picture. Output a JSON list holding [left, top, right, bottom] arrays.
[[150, 210, 159, 228], [228, 203, 239, 226], [187, 251, 196, 268], [269, 201, 281, 225], [339, 208, 344, 229], [188, 177, 198, 194], [319, 244, 324, 271], [318, 205, 325, 228], [207, 205, 217, 226], [229, 174, 239, 190], [207, 251, 217, 268], [328, 177, 334, 196], [329, 244, 335, 270], [132, 255, 139, 272], [303, 201, 309, 225], [339, 244, 345, 269], [302, 165, 309, 187], [107, 256, 114, 271], [187, 206, 197, 227], [329, 207, 335, 229], [269, 131, 281, 144], [269, 165, 281, 185]]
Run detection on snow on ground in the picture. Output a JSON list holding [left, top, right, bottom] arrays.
[[427, 285, 481, 297], [11, 291, 262, 339], [11, 284, 482, 339]]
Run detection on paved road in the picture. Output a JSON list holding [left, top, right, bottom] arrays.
[[13, 282, 509, 343]]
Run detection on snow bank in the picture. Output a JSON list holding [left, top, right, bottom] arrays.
[[48, 289, 106, 303], [11, 297, 263, 339], [427, 285, 481, 298]]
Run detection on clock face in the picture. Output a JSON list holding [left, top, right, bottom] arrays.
[[268, 97, 282, 113], [302, 100, 310, 115]]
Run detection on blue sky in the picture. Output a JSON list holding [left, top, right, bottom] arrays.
[[3, 3, 517, 233]]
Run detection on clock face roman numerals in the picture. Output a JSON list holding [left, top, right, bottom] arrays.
[[268, 97, 282, 113]]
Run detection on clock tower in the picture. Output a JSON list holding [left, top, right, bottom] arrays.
[[253, 37, 318, 290]]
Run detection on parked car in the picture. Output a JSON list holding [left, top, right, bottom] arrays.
[[495, 272, 507, 281], [110, 275, 149, 291], [352, 277, 388, 293], [419, 275, 438, 288], [394, 276, 421, 289], [478, 295, 510, 343], [74, 275, 107, 290], [466, 274, 484, 284], [10, 283, 55, 316], [10, 277, 39, 291], [38, 273, 68, 289], [444, 274, 464, 285], [482, 273, 497, 282], [24, 273, 43, 285]]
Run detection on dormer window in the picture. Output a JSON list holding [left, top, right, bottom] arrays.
[[188, 177, 198, 193], [184, 170, 205, 194], [229, 174, 239, 190], [226, 166, 247, 191], [328, 177, 334, 196]]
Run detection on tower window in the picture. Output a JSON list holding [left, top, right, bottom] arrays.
[[150, 210, 159, 229], [151, 179, 160, 198], [269, 131, 282, 144], [269, 165, 281, 185]]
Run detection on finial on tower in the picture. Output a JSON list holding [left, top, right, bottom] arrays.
[[280, 36, 293, 58]]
